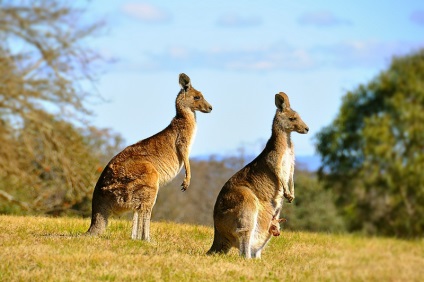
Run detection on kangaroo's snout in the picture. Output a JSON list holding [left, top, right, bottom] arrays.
[[296, 125, 309, 134], [205, 105, 213, 113], [201, 101, 213, 113]]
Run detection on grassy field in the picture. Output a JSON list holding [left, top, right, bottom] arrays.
[[0, 215, 423, 281]]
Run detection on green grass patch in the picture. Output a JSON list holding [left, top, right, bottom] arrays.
[[0, 215, 423, 281]]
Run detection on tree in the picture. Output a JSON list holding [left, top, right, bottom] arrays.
[[315, 50, 424, 237], [0, 0, 122, 214], [283, 170, 346, 233]]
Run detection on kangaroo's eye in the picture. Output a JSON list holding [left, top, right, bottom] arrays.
[[289, 117, 297, 121], [194, 96, 201, 101]]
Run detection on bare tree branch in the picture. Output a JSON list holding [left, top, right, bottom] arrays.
[[0, 189, 31, 210]]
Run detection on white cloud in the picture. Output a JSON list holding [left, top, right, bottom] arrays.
[[113, 40, 424, 73], [298, 11, 351, 27], [122, 3, 171, 23], [217, 13, 262, 28], [320, 40, 424, 68], [123, 43, 318, 72]]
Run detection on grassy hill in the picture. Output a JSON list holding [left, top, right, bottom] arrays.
[[0, 215, 423, 281]]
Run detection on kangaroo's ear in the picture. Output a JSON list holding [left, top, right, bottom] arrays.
[[179, 73, 191, 91], [275, 92, 291, 111], [275, 93, 286, 111]]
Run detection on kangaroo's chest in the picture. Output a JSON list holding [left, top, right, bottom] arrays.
[[185, 125, 197, 157], [272, 149, 294, 208], [175, 124, 197, 163], [279, 149, 294, 185], [153, 127, 195, 186], [158, 124, 197, 185]]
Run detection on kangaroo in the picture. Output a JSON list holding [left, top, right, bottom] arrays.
[[207, 92, 308, 258], [269, 216, 287, 237], [87, 73, 212, 241]]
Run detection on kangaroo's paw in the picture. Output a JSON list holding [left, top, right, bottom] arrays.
[[181, 179, 190, 192], [284, 192, 294, 203]]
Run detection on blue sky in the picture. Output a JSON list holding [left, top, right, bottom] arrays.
[[86, 0, 424, 157]]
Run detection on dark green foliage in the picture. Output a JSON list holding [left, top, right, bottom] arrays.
[[283, 170, 346, 233], [316, 50, 424, 237]]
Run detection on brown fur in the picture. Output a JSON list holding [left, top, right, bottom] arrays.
[[207, 92, 308, 258], [86, 73, 212, 241]]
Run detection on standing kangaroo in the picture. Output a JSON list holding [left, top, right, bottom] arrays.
[[207, 92, 308, 258], [87, 73, 212, 241]]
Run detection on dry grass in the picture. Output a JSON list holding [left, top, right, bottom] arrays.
[[0, 215, 423, 281]]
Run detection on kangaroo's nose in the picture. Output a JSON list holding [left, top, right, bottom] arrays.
[[305, 127, 309, 132], [209, 105, 213, 111]]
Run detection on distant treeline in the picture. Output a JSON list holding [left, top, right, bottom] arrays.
[[153, 156, 345, 233]]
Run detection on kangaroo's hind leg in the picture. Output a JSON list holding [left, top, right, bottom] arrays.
[[235, 187, 260, 259], [132, 209, 154, 241], [129, 166, 159, 241], [132, 203, 155, 241], [237, 208, 258, 259]]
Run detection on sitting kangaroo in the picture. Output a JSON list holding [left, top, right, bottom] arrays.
[[87, 73, 212, 241], [207, 92, 308, 258]]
